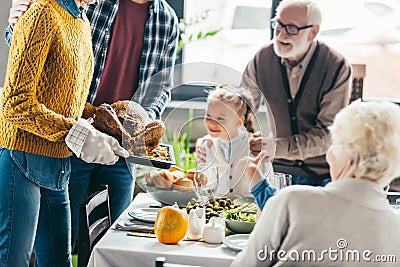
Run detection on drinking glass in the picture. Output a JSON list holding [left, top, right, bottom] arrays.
[[193, 163, 219, 207], [270, 172, 292, 189]]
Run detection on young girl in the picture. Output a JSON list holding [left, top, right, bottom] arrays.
[[196, 85, 274, 199]]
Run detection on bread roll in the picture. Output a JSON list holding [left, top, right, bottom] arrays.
[[185, 170, 196, 181], [172, 177, 194, 191], [171, 170, 185, 179], [186, 171, 208, 186], [151, 170, 175, 189], [145, 170, 157, 186]]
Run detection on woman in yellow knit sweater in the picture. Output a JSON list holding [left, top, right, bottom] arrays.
[[0, 0, 128, 266]]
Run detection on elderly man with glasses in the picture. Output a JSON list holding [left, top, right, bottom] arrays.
[[241, 0, 352, 188]]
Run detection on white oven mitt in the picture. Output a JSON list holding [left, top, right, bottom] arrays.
[[66, 118, 129, 165]]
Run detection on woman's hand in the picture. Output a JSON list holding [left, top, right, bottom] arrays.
[[9, 0, 31, 28]]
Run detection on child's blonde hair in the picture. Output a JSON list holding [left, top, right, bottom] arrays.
[[207, 85, 255, 133]]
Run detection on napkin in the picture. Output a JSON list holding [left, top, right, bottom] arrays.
[[114, 218, 154, 233]]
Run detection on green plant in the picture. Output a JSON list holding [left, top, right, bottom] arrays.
[[177, 9, 222, 54], [162, 109, 197, 171]]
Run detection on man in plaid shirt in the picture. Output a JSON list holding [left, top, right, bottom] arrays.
[[7, 0, 179, 252]]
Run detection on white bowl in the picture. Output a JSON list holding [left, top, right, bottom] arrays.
[[146, 184, 197, 207], [225, 219, 256, 234]]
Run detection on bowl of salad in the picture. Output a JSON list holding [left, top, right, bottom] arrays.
[[224, 204, 257, 234]]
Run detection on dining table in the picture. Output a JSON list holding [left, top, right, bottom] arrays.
[[87, 192, 238, 267]]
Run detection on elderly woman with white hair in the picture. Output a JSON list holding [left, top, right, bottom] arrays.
[[231, 100, 400, 267]]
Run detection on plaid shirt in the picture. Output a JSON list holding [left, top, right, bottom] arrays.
[[5, 0, 179, 120]]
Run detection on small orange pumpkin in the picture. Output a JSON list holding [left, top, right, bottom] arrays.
[[154, 203, 188, 244]]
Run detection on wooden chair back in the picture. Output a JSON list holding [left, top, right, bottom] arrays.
[[78, 185, 111, 267]]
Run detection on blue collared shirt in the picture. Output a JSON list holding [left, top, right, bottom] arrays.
[[6, 0, 179, 120], [56, 0, 82, 18]]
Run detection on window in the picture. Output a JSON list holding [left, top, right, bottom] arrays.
[[178, 0, 400, 100]]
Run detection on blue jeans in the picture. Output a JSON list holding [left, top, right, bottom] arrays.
[[292, 175, 331, 186], [0, 147, 72, 267], [69, 155, 135, 252]]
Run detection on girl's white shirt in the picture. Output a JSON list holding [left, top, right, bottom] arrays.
[[197, 127, 274, 199]]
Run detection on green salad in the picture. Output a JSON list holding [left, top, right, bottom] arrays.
[[225, 209, 257, 222]]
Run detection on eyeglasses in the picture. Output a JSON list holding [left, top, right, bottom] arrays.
[[271, 20, 313, 35]]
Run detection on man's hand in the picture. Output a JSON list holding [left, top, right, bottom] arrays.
[[9, 0, 31, 28], [250, 131, 276, 158], [66, 118, 129, 165]]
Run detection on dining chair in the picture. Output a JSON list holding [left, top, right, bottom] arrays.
[[78, 185, 111, 267], [350, 64, 366, 103], [155, 256, 204, 267]]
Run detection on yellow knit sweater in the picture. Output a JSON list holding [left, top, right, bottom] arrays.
[[0, 0, 94, 158]]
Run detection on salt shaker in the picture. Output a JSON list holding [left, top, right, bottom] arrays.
[[203, 217, 225, 244], [187, 208, 205, 240]]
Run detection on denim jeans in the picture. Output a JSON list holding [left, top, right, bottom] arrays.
[[0, 147, 72, 267], [69, 155, 135, 252]]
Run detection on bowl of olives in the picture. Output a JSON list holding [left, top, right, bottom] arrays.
[[185, 197, 235, 221]]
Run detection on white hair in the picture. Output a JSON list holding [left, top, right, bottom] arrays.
[[276, 0, 322, 26], [329, 100, 400, 185]]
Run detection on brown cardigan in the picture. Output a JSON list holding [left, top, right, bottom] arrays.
[[242, 41, 352, 180]]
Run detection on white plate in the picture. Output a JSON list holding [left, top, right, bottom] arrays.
[[223, 234, 250, 252], [127, 208, 160, 223]]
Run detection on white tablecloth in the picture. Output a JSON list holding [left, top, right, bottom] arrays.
[[87, 193, 237, 267]]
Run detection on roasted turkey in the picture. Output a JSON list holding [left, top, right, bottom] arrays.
[[91, 101, 165, 156]]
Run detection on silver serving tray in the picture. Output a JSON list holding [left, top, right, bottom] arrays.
[[125, 144, 175, 169]]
